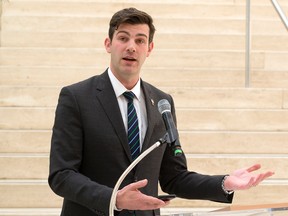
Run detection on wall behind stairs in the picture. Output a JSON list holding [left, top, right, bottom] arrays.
[[0, 0, 287, 214]]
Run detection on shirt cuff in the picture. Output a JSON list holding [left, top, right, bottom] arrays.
[[222, 175, 234, 195]]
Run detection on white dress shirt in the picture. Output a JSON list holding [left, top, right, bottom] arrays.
[[108, 68, 147, 150]]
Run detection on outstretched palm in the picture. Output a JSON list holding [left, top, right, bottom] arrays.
[[224, 164, 274, 191]]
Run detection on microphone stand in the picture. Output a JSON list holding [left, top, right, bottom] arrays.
[[109, 136, 168, 216]]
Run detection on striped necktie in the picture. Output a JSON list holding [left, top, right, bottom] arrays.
[[123, 91, 140, 160]]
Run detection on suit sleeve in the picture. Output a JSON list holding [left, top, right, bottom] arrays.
[[159, 96, 233, 203], [48, 87, 112, 215]]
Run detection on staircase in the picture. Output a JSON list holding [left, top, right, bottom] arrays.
[[0, 0, 288, 215]]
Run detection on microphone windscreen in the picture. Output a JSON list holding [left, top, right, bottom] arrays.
[[158, 99, 171, 114]]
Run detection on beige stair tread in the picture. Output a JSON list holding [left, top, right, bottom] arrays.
[[3, 1, 287, 20], [3, 66, 288, 88], [0, 87, 60, 107], [170, 184, 288, 207], [1, 130, 288, 154], [1, 15, 245, 33], [0, 86, 285, 108], [0, 154, 286, 179], [0, 130, 51, 153], [250, 71, 288, 88], [1, 32, 246, 50], [0, 181, 62, 208], [164, 87, 285, 109], [0, 208, 61, 216], [2, 16, 287, 35], [2, 1, 246, 18], [0, 48, 286, 74], [252, 35, 288, 51], [2, 31, 287, 51], [0, 180, 287, 208], [0, 207, 214, 216], [0, 48, 254, 68], [0, 107, 55, 130], [0, 66, 245, 88], [180, 131, 288, 154], [186, 156, 288, 178], [177, 109, 288, 131], [2, 107, 288, 130], [0, 66, 100, 87]]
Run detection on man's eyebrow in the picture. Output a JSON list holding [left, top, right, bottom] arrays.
[[116, 30, 148, 38]]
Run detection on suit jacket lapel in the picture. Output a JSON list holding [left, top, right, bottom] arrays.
[[94, 70, 132, 161], [141, 81, 160, 152]]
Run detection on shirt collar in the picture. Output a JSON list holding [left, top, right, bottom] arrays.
[[108, 67, 141, 100]]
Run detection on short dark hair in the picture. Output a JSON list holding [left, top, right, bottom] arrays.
[[108, 8, 156, 44]]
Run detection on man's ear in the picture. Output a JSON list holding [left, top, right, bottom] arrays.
[[147, 41, 154, 57], [104, 38, 111, 53]]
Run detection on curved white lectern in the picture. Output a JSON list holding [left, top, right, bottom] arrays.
[[160, 203, 288, 216]]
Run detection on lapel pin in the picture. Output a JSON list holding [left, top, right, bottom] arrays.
[[151, 99, 154, 106]]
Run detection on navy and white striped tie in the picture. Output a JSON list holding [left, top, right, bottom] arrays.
[[123, 91, 140, 160]]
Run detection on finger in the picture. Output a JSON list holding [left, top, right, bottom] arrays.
[[253, 171, 275, 185], [247, 177, 256, 188], [127, 179, 148, 191], [246, 164, 261, 173]]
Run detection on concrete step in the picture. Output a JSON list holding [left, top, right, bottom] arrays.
[[0, 48, 109, 67], [0, 208, 61, 216], [1, 129, 288, 154], [0, 48, 252, 68], [0, 87, 60, 107], [2, 1, 246, 18], [1, 130, 288, 154], [2, 0, 287, 20], [2, 15, 287, 36], [0, 207, 215, 216], [180, 131, 288, 154], [1, 48, 287, 72], [0, 107, 55, 130], [251, 71, 288, 88], [0, 154, 286, 179], [172, 182, 288, 207], [0, 130, 51, 153], [1, 31, 288, 51], [0, 180, 62, 208], [2, 31, 287, 52], [0, 179, 287, 208], [0, 66, 100, 87], [177, 109, 288, 131], [2, 65, 288, 88], [0, 154, 49, 179], [2, 15, 246, 34], [0, 181, 288, 210], [251, 35, 288, 51], [2, 107, 288, 130], [2, 31, 287, 54], [165, 87, 287, 109], [0, 66, 288, 88], [0, 66, 245, 88], [1, 86, 286, 109], [1, 32, 246, 49]]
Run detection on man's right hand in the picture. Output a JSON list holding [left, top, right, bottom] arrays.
[[115, 179, 169, 210]]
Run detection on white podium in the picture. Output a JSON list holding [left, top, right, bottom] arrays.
[[160, 203, 288, 216]]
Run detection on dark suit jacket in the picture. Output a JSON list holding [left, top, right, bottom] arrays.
[[49, 70, 233, 216]]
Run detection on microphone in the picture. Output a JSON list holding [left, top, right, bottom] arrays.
[[158, 99, 183, 156]]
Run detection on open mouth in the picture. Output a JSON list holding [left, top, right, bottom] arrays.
[[123, 57, 137, 62]]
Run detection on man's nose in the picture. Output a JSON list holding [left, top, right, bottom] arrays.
[[126, 41, 136, 53]]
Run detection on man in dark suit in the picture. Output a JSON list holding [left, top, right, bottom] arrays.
[[48, 7, 274, 216]]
